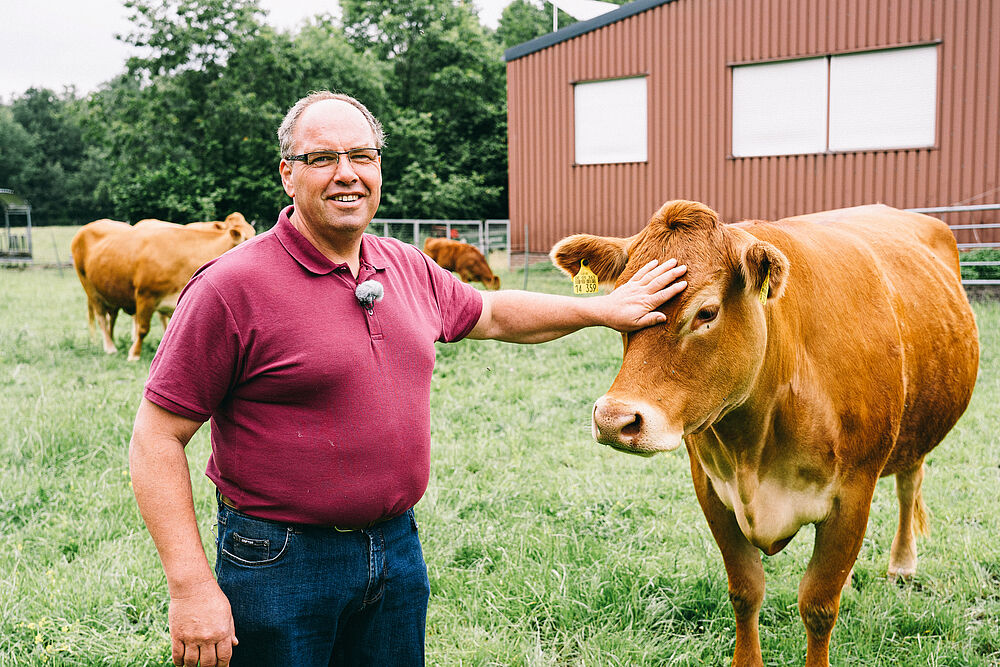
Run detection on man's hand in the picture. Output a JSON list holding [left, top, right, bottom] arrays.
[[597, 258, 687, 332], [169, 579, 238, 667]]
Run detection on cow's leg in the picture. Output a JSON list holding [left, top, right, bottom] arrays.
[[85, 299, 97, 339], [688, 451, 765, 667], [129, 295, 156, 361], [799, 478, 876, 667], [93, 303, 118, 354], [158, 312, 170, 331], [889, 462, 927, 579]]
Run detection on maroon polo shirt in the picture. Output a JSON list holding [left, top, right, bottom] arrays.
[[144, 207, 484, 526]]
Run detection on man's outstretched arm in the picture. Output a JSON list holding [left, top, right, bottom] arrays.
[[468, 258, 687, 343]]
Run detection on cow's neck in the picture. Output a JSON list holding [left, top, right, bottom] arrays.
[[692, 308, 839, 553]]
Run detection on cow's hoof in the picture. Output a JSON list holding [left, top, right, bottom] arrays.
[[887, 566, 917, 581]]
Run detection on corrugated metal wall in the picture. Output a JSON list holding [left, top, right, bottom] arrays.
[[506, 0, 1000, 251]]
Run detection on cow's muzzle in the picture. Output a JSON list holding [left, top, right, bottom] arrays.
[[592, 396, 684, 455]]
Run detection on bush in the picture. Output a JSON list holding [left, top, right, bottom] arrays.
[[960, 248, 1000, 281]]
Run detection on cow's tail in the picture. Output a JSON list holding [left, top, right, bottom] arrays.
[[913, 486, 930, 537]]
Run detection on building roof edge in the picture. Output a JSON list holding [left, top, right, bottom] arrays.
[[503, 0, 676, 62]]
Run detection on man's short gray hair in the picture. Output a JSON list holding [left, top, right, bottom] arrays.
[[277, 91, 385, 158]]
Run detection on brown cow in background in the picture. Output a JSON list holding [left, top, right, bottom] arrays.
[[551, 200, 979, 667], [71, 215, 256, 361], [422, 237, 500, 290]]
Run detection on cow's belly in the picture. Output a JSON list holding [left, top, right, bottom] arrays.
[[705, 469, 835, 554], [156, 293, 180, 315]]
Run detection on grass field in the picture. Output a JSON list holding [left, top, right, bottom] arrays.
[[1, 228, 998, 665]]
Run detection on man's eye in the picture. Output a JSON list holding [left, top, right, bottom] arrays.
[[308, 153, 337, 165], [349, 150, 376, 164]]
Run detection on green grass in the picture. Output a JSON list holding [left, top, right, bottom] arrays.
[[1, 255, 998, 665]]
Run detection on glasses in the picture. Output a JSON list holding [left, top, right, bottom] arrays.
[[285, 148, 381, 168]]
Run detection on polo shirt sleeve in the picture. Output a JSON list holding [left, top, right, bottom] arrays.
[[421, 253, 484, 343], [144, 273, 243, 423]]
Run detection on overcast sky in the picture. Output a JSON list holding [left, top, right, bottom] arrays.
[[0, 0, 515, 101]]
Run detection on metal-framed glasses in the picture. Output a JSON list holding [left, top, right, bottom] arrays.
[[285, 148, 381, 168]]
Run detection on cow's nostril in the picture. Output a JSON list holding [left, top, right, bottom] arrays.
[[621, 414, 642, 437]]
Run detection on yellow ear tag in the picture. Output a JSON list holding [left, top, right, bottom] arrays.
[[573, 260, 599, 295], [758, 267, 770, 305]]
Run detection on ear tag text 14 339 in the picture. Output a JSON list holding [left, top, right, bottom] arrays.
[[573, 260, 599, 294]]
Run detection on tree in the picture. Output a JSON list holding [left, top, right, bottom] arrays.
[[96, 0, 389, 226], [1, 88, 103, 225], [496, 0, 558, 49], [341, 0, 508, 219]]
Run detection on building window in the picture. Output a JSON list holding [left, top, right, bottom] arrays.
[[731, 45, 938, 157], [574, 76, 648, 165]]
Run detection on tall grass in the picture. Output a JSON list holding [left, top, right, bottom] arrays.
[[1, 244, 997, 665]]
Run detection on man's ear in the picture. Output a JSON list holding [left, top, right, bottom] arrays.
[[739, 239, 789, 302], [279, 160, 294, 198], [550, 234, 635, 285]]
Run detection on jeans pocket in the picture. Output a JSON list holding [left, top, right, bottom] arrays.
[[220, 512, 292, 567]]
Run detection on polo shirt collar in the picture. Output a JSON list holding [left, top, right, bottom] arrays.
[[275, 206, 388, 276]]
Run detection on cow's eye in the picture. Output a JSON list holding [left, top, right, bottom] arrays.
[[693, 306, 719, 328]]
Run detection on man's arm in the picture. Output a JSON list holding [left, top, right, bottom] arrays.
[[129, 398, 237, 667], [468, 258, 687, 343]]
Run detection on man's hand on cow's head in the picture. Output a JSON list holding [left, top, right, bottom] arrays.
[[600, 259, 687, 332]]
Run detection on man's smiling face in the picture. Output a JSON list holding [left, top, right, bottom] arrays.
[[279, 98, 382, 243]]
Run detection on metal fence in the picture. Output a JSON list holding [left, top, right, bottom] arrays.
[[367, 218, 510, 259], [905, 204, 1000, 285]]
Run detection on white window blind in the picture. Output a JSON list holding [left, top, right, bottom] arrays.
[[731, 58, 828, 157], [828, 46, 938, 151], [731, 45, 938, 156], [574, 77, 648, 165]]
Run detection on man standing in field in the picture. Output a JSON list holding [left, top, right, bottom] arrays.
[[128, 90, 687, 667]]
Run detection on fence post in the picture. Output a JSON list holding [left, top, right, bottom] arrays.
[[523, 224, 529, 290]]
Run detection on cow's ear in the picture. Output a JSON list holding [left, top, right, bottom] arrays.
[[229, 227, 244, 242], [739, 240, 789, 302], [550, 234, 633, 284]]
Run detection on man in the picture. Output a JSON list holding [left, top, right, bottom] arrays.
[[129, 91, 687, 667]]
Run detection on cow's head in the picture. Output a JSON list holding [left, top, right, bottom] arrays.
[[227, 215, 257, 244], [551, 200, 788, 456]]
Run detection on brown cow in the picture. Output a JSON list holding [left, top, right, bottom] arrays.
[[423, 237, 501, 290], [551, 200, 978, 667], [71, 216, 256, 361]]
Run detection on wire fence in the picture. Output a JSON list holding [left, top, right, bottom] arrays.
[[367, 218, 511, 261], [905, 204, 1000, 285]]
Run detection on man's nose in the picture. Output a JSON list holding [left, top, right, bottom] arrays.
[[333, 157, 358, 183]]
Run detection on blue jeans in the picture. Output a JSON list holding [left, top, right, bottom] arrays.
[[215, 499, 429, 666]]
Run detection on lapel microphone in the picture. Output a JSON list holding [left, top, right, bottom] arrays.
[[355, 280, 384, 311]]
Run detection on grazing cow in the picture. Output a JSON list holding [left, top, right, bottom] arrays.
[[71, 216, 256, 361], [551, 200, 979, 667], [423, 237, 501, 290]]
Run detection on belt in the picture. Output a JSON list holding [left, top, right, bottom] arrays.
[[219, 493, 390, 532]]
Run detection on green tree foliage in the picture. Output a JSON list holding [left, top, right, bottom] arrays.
[[342, 0, 508, 219], [1, 0, 516, 227], [496, 0, 554, 50], [92, 0, 390, 225], [0, 88, 104, 225]]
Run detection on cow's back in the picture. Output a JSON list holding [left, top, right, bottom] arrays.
[[742, 205, 978, 474]]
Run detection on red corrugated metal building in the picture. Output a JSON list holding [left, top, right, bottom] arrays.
[[503, 0, 999, 253]]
